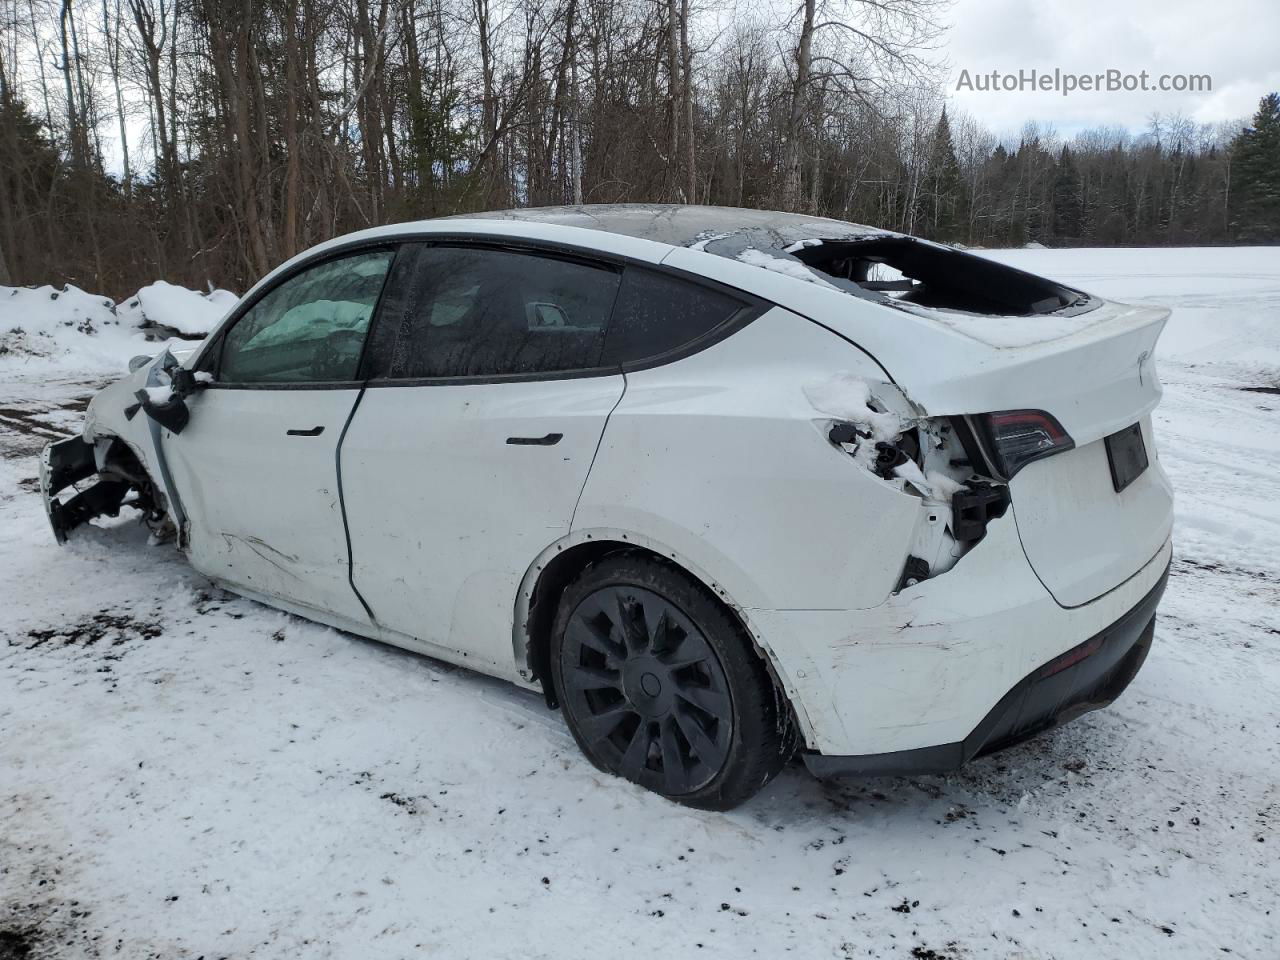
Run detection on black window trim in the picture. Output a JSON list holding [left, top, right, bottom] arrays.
[[195, 232, 769, 391]]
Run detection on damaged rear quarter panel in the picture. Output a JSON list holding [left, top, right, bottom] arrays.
[[574, 305, 922, 614]]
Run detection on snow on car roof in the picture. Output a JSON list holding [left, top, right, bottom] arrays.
[[451, 204, 894, 258]]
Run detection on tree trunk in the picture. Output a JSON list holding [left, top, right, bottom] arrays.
[[680, 0, 694, 203], [283, 0, 301, 257], [103, 0, 132, 191], [58, 0, 82, 167], [782, 0, 814, 212], [664, 0, 681, 199]]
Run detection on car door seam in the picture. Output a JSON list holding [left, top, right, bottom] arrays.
[[336, 382, 378, 623], [569, 367, 628, 531]]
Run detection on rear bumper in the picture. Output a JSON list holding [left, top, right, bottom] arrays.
[[803, 561, 1167, 778], [743, 512, 1173, 758]]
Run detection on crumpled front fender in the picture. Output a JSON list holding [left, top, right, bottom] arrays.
[[39, 435, 130, 543], [42, 349, 188, 545]]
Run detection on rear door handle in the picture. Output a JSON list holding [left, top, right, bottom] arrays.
[[286, 426, 325, 437], [506, 432, 562, 446]]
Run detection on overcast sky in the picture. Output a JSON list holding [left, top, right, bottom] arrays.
[[942, 0, 1280, 136]]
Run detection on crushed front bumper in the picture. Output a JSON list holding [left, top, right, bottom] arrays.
[[803, 561, 1168, 778], [40, 435, 129, 544]]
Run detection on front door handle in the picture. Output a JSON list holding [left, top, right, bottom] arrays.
[[286, 426, 325, 437], [506, 432, 562, 446]]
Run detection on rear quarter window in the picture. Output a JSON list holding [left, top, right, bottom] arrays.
[[600, 268, 748, 367]]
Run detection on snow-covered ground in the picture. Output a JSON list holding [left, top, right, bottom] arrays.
[[1, 249, 1277, 959]]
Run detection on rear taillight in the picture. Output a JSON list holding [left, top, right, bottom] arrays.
[[981, 409, 1074, 479]]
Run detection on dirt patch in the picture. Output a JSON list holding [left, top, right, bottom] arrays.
[[910, 946, 963, 960], [1240, 385, 1280, 395], [0, 386, 104, 459], [1174, 555, 1278, 584], [0, 930, 35, 960], [18, 611, 162, 654]]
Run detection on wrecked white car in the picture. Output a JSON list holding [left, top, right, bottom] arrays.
[[40, 205, 1173, 809]]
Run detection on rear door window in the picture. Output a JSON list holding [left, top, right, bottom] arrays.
[[364, 244, 621, 380]]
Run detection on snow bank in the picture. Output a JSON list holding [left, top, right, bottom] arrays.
[[0, 281, 237, 375], [116, 281, 237, 337], [0, 285, 144, 372]]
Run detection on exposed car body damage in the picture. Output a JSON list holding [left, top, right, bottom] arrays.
[[41, 434, 122, 543], [41, 433, 166, 544], [39, 205, 1173, 799]]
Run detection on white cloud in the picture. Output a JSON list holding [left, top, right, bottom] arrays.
[[944, 0, 1280, 136]]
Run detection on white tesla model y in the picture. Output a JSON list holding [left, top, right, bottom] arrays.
[[42, 205, 1173, 809]]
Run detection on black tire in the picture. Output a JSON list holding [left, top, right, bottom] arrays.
[[550, 553, 796, 810]]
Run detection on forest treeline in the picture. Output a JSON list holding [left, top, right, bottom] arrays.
[[1, 0, 1279, 296]]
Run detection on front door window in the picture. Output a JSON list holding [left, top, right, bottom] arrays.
[[218, 250, 394, 383]]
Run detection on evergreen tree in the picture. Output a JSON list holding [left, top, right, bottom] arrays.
[[0, 92, 61, 285], [1051, 145, 1085, 243], [924, 108, 968, 244], [1230, 93, 1280, 242]]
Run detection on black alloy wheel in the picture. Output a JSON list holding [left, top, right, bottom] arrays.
[[551, 554, 795, 809]]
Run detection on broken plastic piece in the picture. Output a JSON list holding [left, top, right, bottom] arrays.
[[827, 422, 864, 446], [896, 555, 931, 591], [951, 483, 1011, 542]]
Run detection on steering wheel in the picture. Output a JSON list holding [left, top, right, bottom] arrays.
[[311, 329, 365, 380]]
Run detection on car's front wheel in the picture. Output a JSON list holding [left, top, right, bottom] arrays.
[[550, 554, 795, 810]]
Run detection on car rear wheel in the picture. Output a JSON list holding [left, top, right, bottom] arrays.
[[550, 554, 795, 810]]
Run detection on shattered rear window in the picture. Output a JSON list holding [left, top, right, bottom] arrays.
[[785, 237, 1087, 317]]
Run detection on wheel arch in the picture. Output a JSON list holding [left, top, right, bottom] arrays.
[[513, 529, 816, 746]]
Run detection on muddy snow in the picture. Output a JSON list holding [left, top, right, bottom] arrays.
[[1, 248, 1277, 958]]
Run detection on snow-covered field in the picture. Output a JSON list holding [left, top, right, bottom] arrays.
[[1, 249, 1277, 959]]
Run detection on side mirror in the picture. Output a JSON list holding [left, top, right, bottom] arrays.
[[123, 348, 204, 435], [130, 388, 190, 434]]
